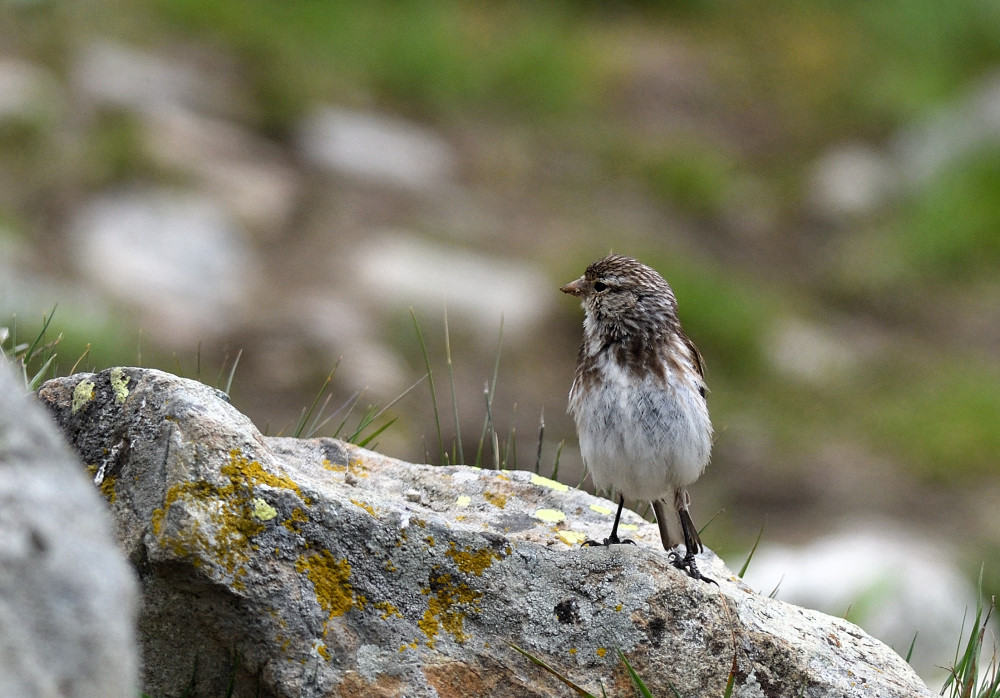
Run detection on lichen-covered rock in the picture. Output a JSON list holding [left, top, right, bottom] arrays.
[[37, 367, 935, 698], [0, 362, 137, 698]]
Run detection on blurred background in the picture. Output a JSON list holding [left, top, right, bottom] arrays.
[[2, 0, 998, 683]]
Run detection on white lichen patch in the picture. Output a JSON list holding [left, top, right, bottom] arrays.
[[110, 367, 130, 405], [72, 379, 96, 413]]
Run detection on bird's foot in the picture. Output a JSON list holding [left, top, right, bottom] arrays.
[[582, 534, 636, 547], [669, 550, 717, 585]]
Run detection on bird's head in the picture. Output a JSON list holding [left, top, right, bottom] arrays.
[[561, 254, 679, 341]]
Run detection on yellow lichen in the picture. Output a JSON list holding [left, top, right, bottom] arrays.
[[322, 458, 346, 472], [483, 491, 507, 509], [445, 541, 503, 576], [72, 379, 96, 413], [253, 498, 278, 521], [282, 507, 309, 533], [557, 530, 587, 546], [295, 549, 366, 619], [312, 641, 331, 661], [418, 571, 482, 647], [150, 449, 305, 584], [530, 473, 568, 492], [596, 648, 607, 658], [223, 449, 303, 496], [589, 503, 612, 516], [347, 457, 369, 478], [455, 495, 471, 507], [534, 508, 566, 523], [374, 600, 403, 619], [110, 368, 130, 405], [99, 474, 117, 503], [350, 498, 377, 517]]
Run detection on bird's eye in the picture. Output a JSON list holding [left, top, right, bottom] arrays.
[[593, 281, 608, 293]]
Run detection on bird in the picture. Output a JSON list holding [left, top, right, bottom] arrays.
[[561, 254, 713, 581]]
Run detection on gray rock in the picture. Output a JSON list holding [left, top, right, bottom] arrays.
[[297, 106, 457, 189], [74, 40, 219, 115], [740, 522, 973, 685], [0, 362, 138, 698], [66, 188, 259, 344], [893, 71, 1000, 185], [807, 142, 897, 218], [37, 367, 935, 698], [350, 230, 553, 339]]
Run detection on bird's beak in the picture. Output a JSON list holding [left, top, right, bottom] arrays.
[[560, 277, 586, 296]]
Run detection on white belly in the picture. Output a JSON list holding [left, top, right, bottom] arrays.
[[570, 359, 711, 500]]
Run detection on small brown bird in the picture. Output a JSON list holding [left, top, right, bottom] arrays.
[[562, 254, 713, 580]]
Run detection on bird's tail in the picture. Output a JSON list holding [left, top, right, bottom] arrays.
[[652, 488, 702, 554]]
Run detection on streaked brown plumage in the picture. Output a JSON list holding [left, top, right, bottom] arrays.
[[562, 254, 713, 580]]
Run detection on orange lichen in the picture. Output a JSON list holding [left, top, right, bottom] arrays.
[[295, 549, 366, 619], [445, 541, 505, 576], [483, 491, 507, 509], [418, 572, 482, 647], [350, 498, 377, 517]]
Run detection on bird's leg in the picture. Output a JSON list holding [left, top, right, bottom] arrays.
[[669, 513, 715, 584], [583, 495, 635, 547]]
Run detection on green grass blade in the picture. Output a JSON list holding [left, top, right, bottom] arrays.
[[506, 642, 598, 698], [476, 316, 504, 467], [534, 408, 545, 474], [293, 365, 337, 438], [738, 521, 766, 578], [616, 649, 654, 698], [25, 353, 57, 392], [220, 348, 243, 394], [552, 438, 564, 482], [444, 309, 464, 465], [411, 309, 445, 463], [905, 631, 918, 664], [22, 304, 57, 365]]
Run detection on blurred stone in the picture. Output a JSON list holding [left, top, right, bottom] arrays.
[[37, 367, 936, 698], [66, 188, 259, 344], [766, 318, 859, 384], [0, 362, 137, 697], [351, 230, 552, 339], [143, 107, 300, 234], [0, 58, 61, 123], [893, 70, 1000, 185], [74, 41, 212, 114], [738, 521, 974, 684], [808, 142, 897, 218], [297, 106, 457, 189]]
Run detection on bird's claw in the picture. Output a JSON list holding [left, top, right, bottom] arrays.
[[669, 550, 717, 585], [582, 536, 636, 547]]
